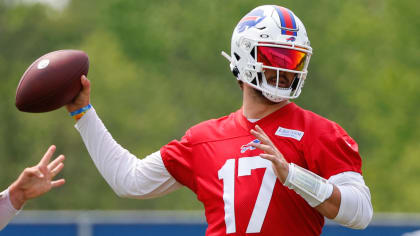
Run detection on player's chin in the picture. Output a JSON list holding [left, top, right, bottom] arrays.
[[264, 98, 280, 105]]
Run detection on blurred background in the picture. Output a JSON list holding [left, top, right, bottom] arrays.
[[0, 0, 419, 235]]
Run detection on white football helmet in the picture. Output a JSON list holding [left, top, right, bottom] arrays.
[[222, 5, 312, 102]]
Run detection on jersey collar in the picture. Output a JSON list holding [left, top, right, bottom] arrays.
[[235, 102, 297, 131]]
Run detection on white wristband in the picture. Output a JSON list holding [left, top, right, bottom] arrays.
[[284, 163, 333, 207]]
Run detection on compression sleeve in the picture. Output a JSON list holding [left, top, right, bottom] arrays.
[[0, 188, 19, 230], [75, 107, 182, 199], [329, 171, 373, 229]]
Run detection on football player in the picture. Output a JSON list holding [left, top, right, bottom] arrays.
[[67, 5, 372, 235], [0, 145, 65, 230]]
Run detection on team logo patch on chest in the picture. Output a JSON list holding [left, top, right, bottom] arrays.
[[275, 126, 304, 141], [240, 139, 261, 153]]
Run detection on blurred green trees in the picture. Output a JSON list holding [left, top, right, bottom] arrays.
[[0, 0, 419, 212]]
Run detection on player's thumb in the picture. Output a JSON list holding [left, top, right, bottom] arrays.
[[80, 75, 91, 98], [81, 75, 90, 91]]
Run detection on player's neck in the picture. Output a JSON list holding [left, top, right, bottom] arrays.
[[242, 86, 290, 120]]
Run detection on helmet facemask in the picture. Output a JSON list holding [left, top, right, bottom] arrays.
[[235, 39, 311, 103], [257, 42, 311, 102]]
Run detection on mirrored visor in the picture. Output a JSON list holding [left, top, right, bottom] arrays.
[[257, 46, 307, 71]]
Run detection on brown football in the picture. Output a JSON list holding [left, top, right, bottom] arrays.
[[15, 49, 89, 113]]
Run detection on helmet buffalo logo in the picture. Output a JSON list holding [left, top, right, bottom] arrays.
[[237, 9, 266, 33], [286, 37, 296, 42]]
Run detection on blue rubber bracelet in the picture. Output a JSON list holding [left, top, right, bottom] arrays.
[[70, 104, 92, 116]]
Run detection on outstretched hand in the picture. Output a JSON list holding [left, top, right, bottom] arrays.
[[249, 125, 290, 183], [8, 145, 66, 210], [66, 75, 91, 113]]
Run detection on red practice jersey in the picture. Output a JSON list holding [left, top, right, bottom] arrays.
[[161, 102, 362, 236]]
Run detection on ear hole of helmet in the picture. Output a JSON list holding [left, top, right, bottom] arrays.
[[234, 53, 241, 61], [232, 67, 240, 77]]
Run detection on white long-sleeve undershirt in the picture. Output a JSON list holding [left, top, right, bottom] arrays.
[[330, 172, 373, 229], [75, 108, 181, 199], [0, 188, 19, 231], [75, 107, 372, 229]]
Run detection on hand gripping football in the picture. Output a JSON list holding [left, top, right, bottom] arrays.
[[15, 49, 89, 113]]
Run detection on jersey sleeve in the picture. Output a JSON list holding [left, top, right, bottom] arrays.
[[160, 129, 196, 192], [307, 122, 362, 179]]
